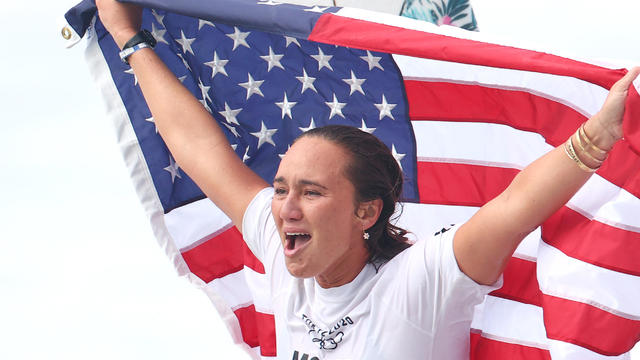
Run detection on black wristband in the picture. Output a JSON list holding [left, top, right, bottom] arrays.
[[123, 29, 157, 51]]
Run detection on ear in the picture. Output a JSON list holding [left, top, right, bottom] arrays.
[[356, 198, 383, 230]]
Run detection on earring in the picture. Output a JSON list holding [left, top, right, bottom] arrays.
[[363, 231, 370, 240]]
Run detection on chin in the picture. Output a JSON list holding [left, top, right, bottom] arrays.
[[285, 259, 315, 279]]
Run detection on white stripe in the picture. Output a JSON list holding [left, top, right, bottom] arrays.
[[471, 295, 548, 350], [244, 267, 272, 313], [394, 54, 609, 118], [412, 121, 640, 231], [206, 269, 255, 310], [547, 339, 632, 360], [538, 241, 640, 319], [397, 202, 539, 260], [165, 197, 232, 250]]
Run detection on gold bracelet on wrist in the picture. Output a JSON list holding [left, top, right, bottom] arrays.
[[574, 127, 606, 164], [579, 123, 608, 156], [563, 135, 599, 172]]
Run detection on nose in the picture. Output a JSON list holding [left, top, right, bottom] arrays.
[[279, 193, 303, 222]]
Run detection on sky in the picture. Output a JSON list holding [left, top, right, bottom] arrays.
[[1, 0, 639, 359]]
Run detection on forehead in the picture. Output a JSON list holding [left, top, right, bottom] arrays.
[[276, 137, 351, 183]]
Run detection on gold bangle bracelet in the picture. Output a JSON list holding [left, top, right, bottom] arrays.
[[564, 136, 599, 172], [579, 123, 608, 156], [574, 128, 605, 164]]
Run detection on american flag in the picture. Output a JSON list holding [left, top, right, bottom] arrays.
[[64, 0, 640, 358]]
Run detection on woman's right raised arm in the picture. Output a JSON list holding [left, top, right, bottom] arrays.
[[96, 0, 269, 230]]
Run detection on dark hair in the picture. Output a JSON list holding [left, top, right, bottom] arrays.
[[297, 125, 411, 265]]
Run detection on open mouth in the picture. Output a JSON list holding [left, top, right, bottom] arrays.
[[285, 232, 312, 254]]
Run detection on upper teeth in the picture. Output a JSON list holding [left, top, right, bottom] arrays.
[[287, 232, 309, 236]]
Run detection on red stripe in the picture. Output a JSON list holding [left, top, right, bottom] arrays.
[[181, 226, 265, 283], [542, 294, 640, 356], [310, 14, 625, 89], [233, 305, 277, 356], [542, 207, 640, 276], [417, 161, 518, 207], [491, 257, 542, 307], [406, 80, 640, 198], [470, 332, 550, 360], [623, 84, 640, 156]]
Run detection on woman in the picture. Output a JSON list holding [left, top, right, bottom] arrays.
[[95, 0, 639, 358]]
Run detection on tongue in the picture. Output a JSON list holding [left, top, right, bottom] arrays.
[[293, 234, 311, 249]]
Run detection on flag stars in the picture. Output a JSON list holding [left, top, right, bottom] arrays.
[[299, 118, 317, 133], [151, 10, 164, 26], [305, 5, 329, 12], [239, 74, 264, 99], [176, 30, 196, 55], [219, 102, 241, 125], [223, 122, 240, 138], [243, 146, 251, 162], [164, 155, 182, 183], [261, 46, 285, 72], [227, 27, 250, 50], [359, 119, 375, 134], [151, 22, 168, 45], [198, 79, 212, 103], [326, 94, 346, 119], [204, 51, 229, 78], [375, 94, 396, 120], [251, 121, 278, 149], [276, 93, 297, 119], [311, 47, 333, 71], [360, 51, 384, 71], [124, 68, 138, 85], [391, 144, 406, 170], [258, 0, 281, 6], [198, 19, 215, 30], [296, 69, 317, 93], [343, 70, 366, 95], [145, 116, 158, 133], [285, 36, 301, 48]]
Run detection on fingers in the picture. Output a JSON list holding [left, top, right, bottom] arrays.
[[612, 66, 640, 93]]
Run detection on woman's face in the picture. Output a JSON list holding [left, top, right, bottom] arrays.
[[271, 136, 369, 287]]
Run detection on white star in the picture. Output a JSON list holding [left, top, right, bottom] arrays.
[[239, 73, 265, 99], [198, 98, 212, 112], [260, 46, 285, 71], [360, 51, 384, 71], [299, 118, 316, 133], [198, 19, 215, 30], [258, 0, 281, 5], [219, 102, 241, 125], [311, 47, 333, 71], [231, 143, 238, 151], [163, 155, 182, 183], [151, 22, 168, 45], [223, 122, 240, 138], [124, 68, 138, 85], [243, 146, 251, 163], [177, 53, 191, 71], [296, 69, 317, 93], [145, 116, 158, 133], [227, 27, 250, 50], [304, 5, 329, 12], [325, 94, 346, 119], [198, 79, 211, 103], [359, 119, 375, 134], [204, 51, 229, 78], [178, 75, 187, 83], [285, 36, 301, 47], [391, 144, 406, 170], [250, 121, 278, 149], [374, 94, 396, 120], [342, 70, 366, 95], [276, 93, 297, 119], [151, 10, 164, 25], [278, 145, 291, 159], [176, 30, 196, 55]]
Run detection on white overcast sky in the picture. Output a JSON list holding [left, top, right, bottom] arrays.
[[1, 0, 639, 359]]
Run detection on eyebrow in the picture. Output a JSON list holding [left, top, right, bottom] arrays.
[[273, 177, 328, 190]]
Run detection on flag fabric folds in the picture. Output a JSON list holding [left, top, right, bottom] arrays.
[[64, 0, 640, 359]]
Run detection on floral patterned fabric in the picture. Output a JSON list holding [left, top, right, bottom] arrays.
[[400, 0, 478, 31]]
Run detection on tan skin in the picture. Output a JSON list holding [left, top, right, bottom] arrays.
[[95, 0, 640, 287]]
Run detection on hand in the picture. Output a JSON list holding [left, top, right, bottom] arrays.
[[585, 67, 640, 149], [95, 0, 143, 49]]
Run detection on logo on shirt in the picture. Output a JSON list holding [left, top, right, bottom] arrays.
[[302, 314, 355, 350]]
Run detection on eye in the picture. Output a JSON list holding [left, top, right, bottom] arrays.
[[304, 190, 321, 197], [274, 187, 287, 196]]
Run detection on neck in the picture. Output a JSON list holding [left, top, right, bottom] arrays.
[[315, 246, 369, 288]]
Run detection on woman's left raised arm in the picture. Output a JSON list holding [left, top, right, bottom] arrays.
[[453, 67, 640, 285]]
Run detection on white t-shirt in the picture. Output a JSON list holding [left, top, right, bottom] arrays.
[[242, 188, 499, 360]]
